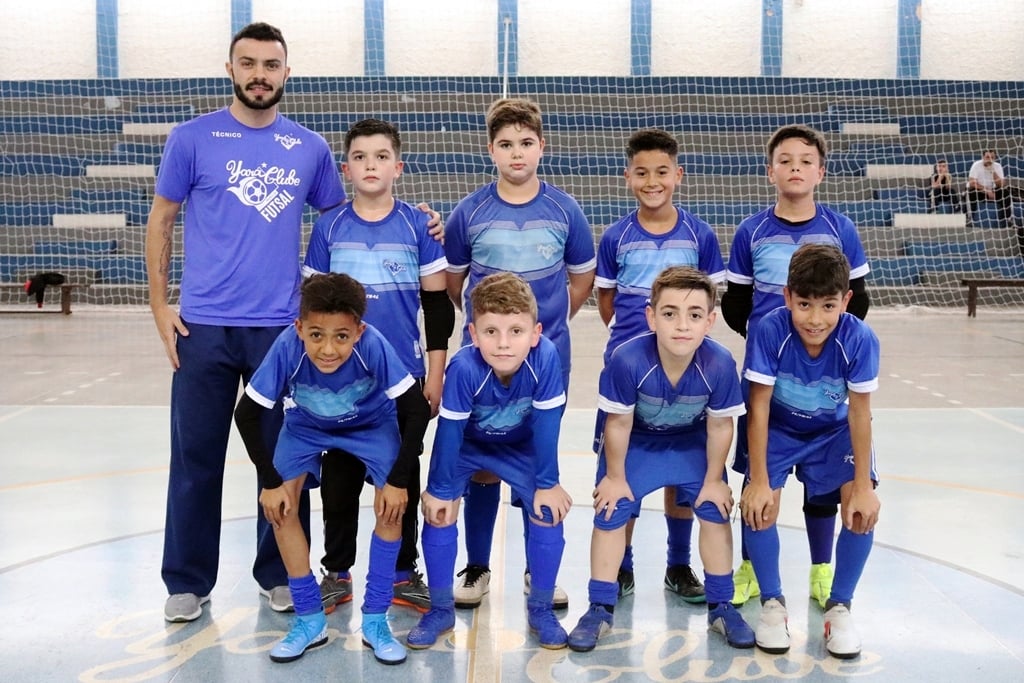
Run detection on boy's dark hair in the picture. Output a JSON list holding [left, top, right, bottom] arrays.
[[626, 128, 679, 161], [766, 124, 827, 163], [650, 266, 717, 310], [470, 272, 538, 322], [229, 22, 287, 60], [485, 98, 543, 142], [787, 244, 850, 298], [345, 118, 402, 156], [300, 273, 367, 320]]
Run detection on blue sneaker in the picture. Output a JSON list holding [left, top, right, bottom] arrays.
[[528, 604, 568, 650], [708, 602, 756, 649], [407, 607, 456, 650], [361, 613, 406, 665], [567, 604, 613, 652], [269, 611, 328, 663]]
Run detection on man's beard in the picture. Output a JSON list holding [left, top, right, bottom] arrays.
[[233, 80, 285, 111]]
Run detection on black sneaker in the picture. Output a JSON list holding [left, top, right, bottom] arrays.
[[617, 569, 635, 598], [319, 570, 353, 614], [393, 569, 431, 613], [664, 564, 706, 603]]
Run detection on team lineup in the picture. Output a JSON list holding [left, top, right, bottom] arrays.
[[145, 22, 881, 669]]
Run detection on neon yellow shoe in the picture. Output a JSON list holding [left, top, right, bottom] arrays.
[[731, 560, 760, 606], [809, 563, 834, 609]]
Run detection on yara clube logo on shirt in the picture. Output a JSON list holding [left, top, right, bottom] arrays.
[[224, 160, 302, 222]]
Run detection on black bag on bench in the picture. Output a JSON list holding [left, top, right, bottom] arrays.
[[24, 272, 67, 306]]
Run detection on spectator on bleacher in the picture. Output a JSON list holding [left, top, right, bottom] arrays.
[[720, 124, 871, 612], [928, 159, 963, 214], [966, 149, 1022, 228], [144, 21, 441, 625], [442, 97, 596, 616], [592, 128, 726, 604]]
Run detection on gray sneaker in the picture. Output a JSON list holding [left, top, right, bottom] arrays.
[[259, 585, 294, 612], [164, 593, 210, 622]]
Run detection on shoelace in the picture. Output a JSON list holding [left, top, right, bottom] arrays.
[[457, 565, 486, 587]]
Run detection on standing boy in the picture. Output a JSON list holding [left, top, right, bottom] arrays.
[[595, 128, 726, 601], [740, 244, 881, 659], [567, 266, 754, 653], [444, 98, 596, 610], [407, 273, 573, 650], [721, 124, 870, 609], [233, 273, 417, 665], [303, 118, 454, 614]]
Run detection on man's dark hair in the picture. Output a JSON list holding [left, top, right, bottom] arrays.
[[229, 22, 287, 60]]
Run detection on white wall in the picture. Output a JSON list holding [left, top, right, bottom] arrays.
[[0, 0, 1021, 80]]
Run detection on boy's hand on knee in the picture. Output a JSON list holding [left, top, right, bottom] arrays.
[[695, 479, 735, 520], [421, 491, 456, 527], [593, 476, 633, 522], [533, 485, 573, 524], [376, 483, 408, 526], [259, 486, 293, 529], [740, 481, 775, 530], [844, 485, 880, 534]]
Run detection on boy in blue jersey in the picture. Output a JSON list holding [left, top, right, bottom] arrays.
[[407, 273, 573, 651], [567, 266, 754, 652], [721, 124, 871, 609], [444, 98, 596, 610], [304, 118, 455, 615], [233, 273, 415, 665], [595, 128, 726, 602], [740, 244, 880, 659]]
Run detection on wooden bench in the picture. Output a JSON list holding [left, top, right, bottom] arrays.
[[960, 277, 1024, 317], [1, 268, 99, 315]]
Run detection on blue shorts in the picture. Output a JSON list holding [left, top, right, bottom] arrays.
[[754, 426, 878, 497], [274, 420, 399, 490], [427, 440, 556, 524], [592, 434, 727, 531]]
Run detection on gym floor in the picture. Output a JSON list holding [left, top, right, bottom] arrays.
[[1, 305, 1022, 682]]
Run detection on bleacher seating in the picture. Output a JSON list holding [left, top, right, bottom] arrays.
[[2, 76, 1023, 308]]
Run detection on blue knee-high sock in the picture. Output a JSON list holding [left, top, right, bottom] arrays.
[[830, 526, 874, 604], [363, 533, 401, 615], [805, 513, 837, 565], [620, 544, 634, 572], [742, 523, 783, 599], [666, 515, 694, 566], [464, 481, 500, 568], [740, 533, 750, 562], [525, 522, 564, 609], [704, 571, 734, 606], [288, 572, 322, 616], [422, 522, 457, 609]]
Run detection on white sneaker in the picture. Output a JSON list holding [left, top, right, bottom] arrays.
[[523, 570, 569, 610], [453, 565, 491, 608], [259, 585, 294, 612], [824, 604, 861, 658], [755, 598, 791, 654]]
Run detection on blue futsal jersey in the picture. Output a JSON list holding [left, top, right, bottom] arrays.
[[246, 323, 414, 434], [726, 205, 869, 342], [427, 336, 566, 499], [599, 333, 745, 447], [303, 200, 448, 378], [155, 109, 345, 326], [445, 181, 596, 374], [744, 307, 880, 437], [596, 207, 725, 363]]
